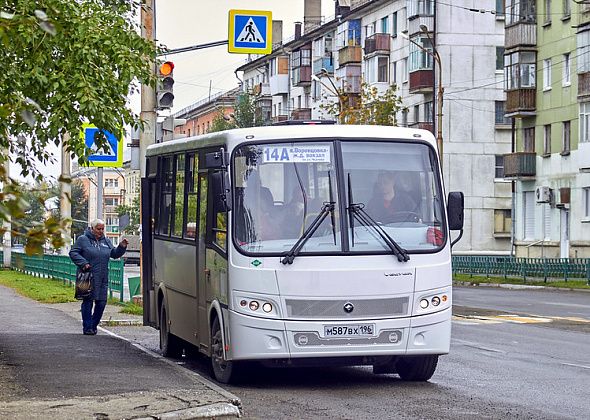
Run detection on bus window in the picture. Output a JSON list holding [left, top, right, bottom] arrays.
[[158, 156, 173, 235], [172, 154, 185, 237], [185, 153, 198, 239]]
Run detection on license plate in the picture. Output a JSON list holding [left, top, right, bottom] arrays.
[[323, 324, 375, 338]]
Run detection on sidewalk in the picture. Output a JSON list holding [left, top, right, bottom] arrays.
[[0, 285, 241, 420]]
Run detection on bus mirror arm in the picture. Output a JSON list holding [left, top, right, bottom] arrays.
[[205, 148, 229, 169], [450, 229, 463, 248]]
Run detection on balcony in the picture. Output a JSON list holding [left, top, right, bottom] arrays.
[[503, 152, 536, 178], [409, 69, 434, 94], [364, 33, 390, 55], [338, 45, 362, 67], [505, 22, 536, 49], [505, 88, 536, 116], [409, 121, 434, 133], [407, 15, 434, 37], [312, 56, 334, 75], [272, 114, 289, 123], [340, 75, 361, 94], [269, 74, 289, 95], [291, 108, 312, 120], [578, 72, 590, 99], [292, 66, 311, 86]]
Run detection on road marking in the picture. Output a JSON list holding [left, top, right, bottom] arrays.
[[561, 362, 590, 370], [453, 314, 553, 324]]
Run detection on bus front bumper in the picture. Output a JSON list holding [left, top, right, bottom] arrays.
[[226, 307, 451, 361]]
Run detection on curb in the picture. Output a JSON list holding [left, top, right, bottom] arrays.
[[453, 281, 590, 293], [99, 327, 242, 417]]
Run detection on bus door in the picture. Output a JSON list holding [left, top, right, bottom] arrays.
[[141, 174, 157, 327], [198, 154, 229, 351]]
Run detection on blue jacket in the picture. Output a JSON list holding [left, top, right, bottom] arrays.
[[69, 228, 126, 301]]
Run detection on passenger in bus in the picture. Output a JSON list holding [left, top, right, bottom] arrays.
[[281, 186, 306, 237], [367, 171, 419, 224], [243, 170, 278, 240]]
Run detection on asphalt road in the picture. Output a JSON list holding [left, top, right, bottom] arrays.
[[108, 286, 590, 419]]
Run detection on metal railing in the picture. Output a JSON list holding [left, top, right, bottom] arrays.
[[0, 251, 125, 301], [452, 255, 590, 284]]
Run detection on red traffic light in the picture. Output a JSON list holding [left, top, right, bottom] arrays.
[[159, 61, 174, 76]]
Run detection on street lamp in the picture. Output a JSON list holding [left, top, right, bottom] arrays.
[[311, 69, 345, 123], [400, 26, 444, 167]]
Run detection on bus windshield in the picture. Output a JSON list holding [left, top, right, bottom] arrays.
[[232, 140, 445, 255]]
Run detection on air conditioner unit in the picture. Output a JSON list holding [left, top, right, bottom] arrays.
[[535, 186, 552, 203]]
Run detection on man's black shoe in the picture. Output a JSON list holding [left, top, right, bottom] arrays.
[[83, 330, 95, 335]]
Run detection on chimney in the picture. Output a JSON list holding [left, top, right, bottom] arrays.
[[272, 20, 283, 48], [336, 0, 351, 17], [294, 21, 302, 40], [304, 0, 322, 33]]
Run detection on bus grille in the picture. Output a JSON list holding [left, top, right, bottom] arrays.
[[285, 297, 409, 319]]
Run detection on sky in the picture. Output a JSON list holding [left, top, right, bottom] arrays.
[[17, 0, 335, 182]]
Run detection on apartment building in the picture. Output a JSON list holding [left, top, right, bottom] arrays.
[[504, 0, 590, 258], [236, 0, 510, 254]]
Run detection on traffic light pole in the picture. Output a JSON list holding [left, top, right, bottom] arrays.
[[140, 0, 156, 178]]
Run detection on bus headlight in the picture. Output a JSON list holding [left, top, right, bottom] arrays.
[[415, 291, 450, 315], [234, 293, 280, 318]]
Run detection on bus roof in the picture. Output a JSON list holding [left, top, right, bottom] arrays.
[[145, 125, 437, 157]]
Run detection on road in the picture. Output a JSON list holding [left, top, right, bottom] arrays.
[[109, 286, 590, 419]]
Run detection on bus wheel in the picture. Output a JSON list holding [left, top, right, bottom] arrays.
[[396, 355, 438, 381], [210, 316, 239, 384], [159, 304, 182, 358]]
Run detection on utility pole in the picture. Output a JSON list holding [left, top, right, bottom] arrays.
[[140, 0, 156, 178], [60, 133, 72, 255], [2, 151, 10, 268], [97, 167, 104, 220]]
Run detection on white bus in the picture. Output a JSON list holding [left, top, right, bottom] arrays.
[[141, 124, 464, 383]]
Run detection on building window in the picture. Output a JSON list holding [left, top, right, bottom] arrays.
[[403, 57, 408, 82], [504, 51, 536, 89], [495, 155, 505, 178], [496, 0, 505, 17], [563, 53, 571, 86], [543, 124, 551, 155], [542, 204, 551, 240], [413, 105, 420, 124], [543, 58, 552, 90], [544, 0, 552, 24], [580, 102, 590, 143], [392, 12, 398, 37], [408, 0, 434, 18], [524, 127, 535, 152], [494, 209, 512, 234], [408, 36, 433, 72], [578, 31, 590, 74], [523, 191, 535, 240], [562, 121, 571, 154], [401, 108, 408, 127], [377, 56, 389, 82], [505, 0, 536, 25], [392, 61, 397, 84], [381, 16, 388, 33], [496, 47, 505, 71], [563, 0, 571, 17], [495, 101, 511, 125], [584, 187, 590, 218], [104, 179, 119, 188], [424, 101, 433, 123]]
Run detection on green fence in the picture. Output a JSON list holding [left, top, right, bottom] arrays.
[[1, 251, 125, 301], [452, 255, 590, 284]]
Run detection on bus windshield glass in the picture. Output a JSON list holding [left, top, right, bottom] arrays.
[[232, 140, 444, 255]]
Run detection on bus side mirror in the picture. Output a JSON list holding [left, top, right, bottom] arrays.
[[447, 191, 464, 231], [205, 149, 228, 169], [211, 171, 231, 212]]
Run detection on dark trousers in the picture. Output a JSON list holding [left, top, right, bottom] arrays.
[[81, 298, 107, 332]]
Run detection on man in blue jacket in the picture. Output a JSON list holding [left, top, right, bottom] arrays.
[[70, 219, 128, 335]]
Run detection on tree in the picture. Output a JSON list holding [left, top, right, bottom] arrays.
[[232, 92, 260, 128], [70, 180, 88, 238], [116, 195, 140, 235], [208, 109, 236, 133], [320, 82, 405, 126], [0, 0, 157, 252]]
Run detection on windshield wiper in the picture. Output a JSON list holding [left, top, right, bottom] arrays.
[[281, 201, 335, 265], [346, 175, 409, 262]]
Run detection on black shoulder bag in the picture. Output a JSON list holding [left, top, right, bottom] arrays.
[[75, 269, 93, 300]]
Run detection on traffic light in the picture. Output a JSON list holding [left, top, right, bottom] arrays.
[[161, 116, 187, 142], [157, 61, 175, 109]]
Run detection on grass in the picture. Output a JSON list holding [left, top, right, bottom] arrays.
[[0, 269, 146, 313], [453, 273, 590, 289], [0, 268, 78, 303]]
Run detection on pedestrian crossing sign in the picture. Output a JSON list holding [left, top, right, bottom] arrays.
[[228, 9, 272, 54], [80, 123, 123, 168]]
